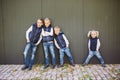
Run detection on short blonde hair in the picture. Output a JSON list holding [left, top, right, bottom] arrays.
[[87, 30, 99, 37], [44, 18, 51, 23], [54, 26, 61, 30], [54, 26, 60, 29]]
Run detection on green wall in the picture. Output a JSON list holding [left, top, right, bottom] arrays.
[[0, 0, 120, 64]]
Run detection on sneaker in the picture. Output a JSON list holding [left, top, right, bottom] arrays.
[[58, 65, 63, 68], [70, 62, 75, 67], [44, 65, 49, 69], [28, 66, 32, 70], [82, 63, 86, 66], [21, 66, 28, 70], [70, 63, 75, 67], [101, 64, 106, 67], [52, 65, 56, 69]]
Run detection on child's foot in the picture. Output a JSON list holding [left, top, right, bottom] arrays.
[[21, 65, 29, 70], [70, 63, 75, 67], [44, 65, 49, 69], [28, 66, 32, 70], [101, 64, 106, 67], [82, 63, 86, 66], [52, 65, 56, 69], [58, 65, 63, 68], [70, 62, 75, 67]]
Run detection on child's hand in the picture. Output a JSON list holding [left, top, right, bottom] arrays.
[[43, 32, 49, 36], [66, 44, 69, 48], [45, 32, 50, 35], [96, 48, 99, 51], [35, 43, 38, 46], [27, 39, 30, 43], [88, 48, 91, 51]]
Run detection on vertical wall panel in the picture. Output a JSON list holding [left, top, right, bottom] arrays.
[[83, 0, 120, 63], [42, 0, 84, 63], [2, 0, 43, 64], [0, 0, 120, 64], [0, 0, 5, 63]]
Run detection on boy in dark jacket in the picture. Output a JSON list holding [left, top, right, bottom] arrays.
[[22, 18, 43, 70], [42, 18, 56, 69], [54, 26, 75, 67]]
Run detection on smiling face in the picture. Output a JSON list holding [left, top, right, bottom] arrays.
[[37, 19, 43, 28], [91, 31, 97, 38], [54, 27, 60, 35], [44, 18, 51, 27]]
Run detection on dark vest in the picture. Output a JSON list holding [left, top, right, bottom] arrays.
[[55, 32, 66, 48], [42, 25, 54, 42], [90, 37, 98, 51], [29, 23, 43, 43]]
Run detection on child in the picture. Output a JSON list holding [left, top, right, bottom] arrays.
[[54, 26, 75, 67], [22, 18, 43, 70], [83, 30, 105, 67], [42, 18, 56, 69]]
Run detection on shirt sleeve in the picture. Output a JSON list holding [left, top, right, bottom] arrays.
[[46, 27, 53, 36], [96, 39, 100, 51], [35, 34, 42, 46], [88, 39, 90, 51], [26, 26, 33, 42], [42, 27, 53, 36], [62, 34, 69, 47], [54, 39, 60, 49]]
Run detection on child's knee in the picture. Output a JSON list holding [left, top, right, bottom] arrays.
[[31, 54, 35, 59], [45, 54, 48, 58], [88, 55, 93, 58], [23, 52, 27, 56]]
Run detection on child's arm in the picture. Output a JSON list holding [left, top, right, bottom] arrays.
[[43, 28, 53, 36], [35, 29, 44, 46], [88, 39, 90, 51], [54, 39, 60, 49], [62, 34, 69, 48], [26, 26, 33, 42], [42, 28, 53, 36], [96, 39, 100, 51], [35, 35, 42, 46]]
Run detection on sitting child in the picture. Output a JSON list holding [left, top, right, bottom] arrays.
[[83, 30, 105, 67], [54, 26, 75, 67]]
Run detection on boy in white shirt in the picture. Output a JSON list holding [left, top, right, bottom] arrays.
[[42, 18, 56, 69], [22, 18, 43, 70], [54, 26, 75, 67]]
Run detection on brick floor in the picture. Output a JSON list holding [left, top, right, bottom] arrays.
[[0, 64, 120, 80]]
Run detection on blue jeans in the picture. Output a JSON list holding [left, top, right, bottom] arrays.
[[59, 47, 74, 65], [23, 42, 37, 67], [43, 42, 56, 65], [84, 51, 105, 64]]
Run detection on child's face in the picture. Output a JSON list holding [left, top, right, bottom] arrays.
[[44, 20, 51, 27], [37, 19, 43, 28], [54, 28, 60, 35], [91, 31, 97, 38]]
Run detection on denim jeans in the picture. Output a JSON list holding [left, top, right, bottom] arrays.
[[59, 47, 73, 65], [23, 42, 37, 67], [84, 50, 105, 64], [43, 42, 56, 66]]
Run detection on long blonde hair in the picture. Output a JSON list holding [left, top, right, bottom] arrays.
[[87, 30, 99, 38]]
